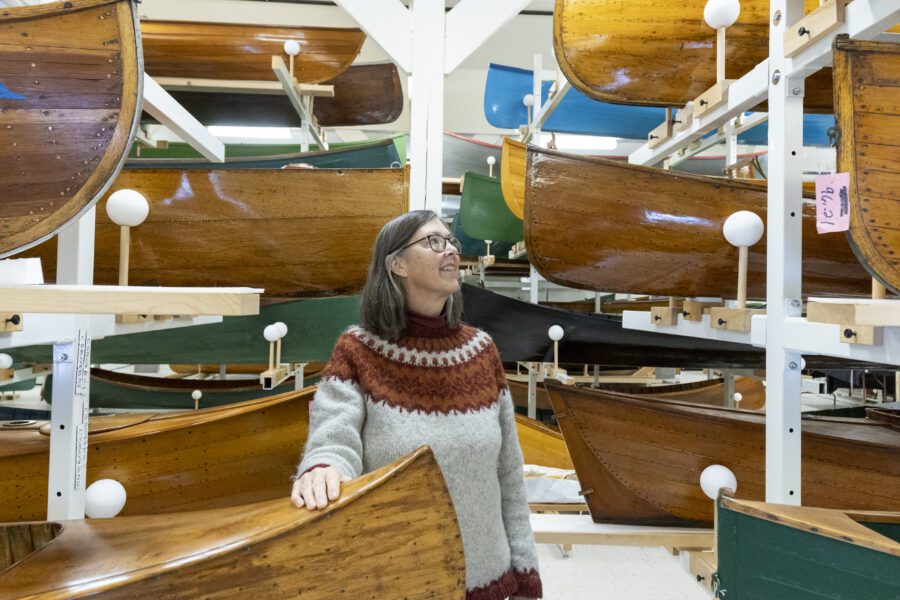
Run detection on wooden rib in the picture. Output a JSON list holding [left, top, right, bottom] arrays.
[[546, 381, 900, 527], [834, 36, 900, 294], [141, 20, 364, 84], [501, 137, 526, 220], [0, 387, 312, 522], [515, 413, 574, 470], [553, 0, 836, 110], [525, 146, 872, 298], [24, 167, 409, 297], [0, 0, 141, 257], [1, 447, 466, 599], [151, 63, 404, 128]]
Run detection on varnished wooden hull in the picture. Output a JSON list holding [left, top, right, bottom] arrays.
[[0, 0, 141, 258], [0, 387, 312, 522], [147, 63, 404, 128], [834, 37, 900, 294], [141, 20, 364, 83], [716, 496, 900, 599], [525, 146, 872, 298], [546, 381, 900, 527], [0, 447, 466, 599], [553, 0, 836, 111], [26, 167, 409, 296], [500, 137, 526, 220], [515, 413, 574, 470]]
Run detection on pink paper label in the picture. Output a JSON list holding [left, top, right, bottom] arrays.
[[815, 173, 850, 234]]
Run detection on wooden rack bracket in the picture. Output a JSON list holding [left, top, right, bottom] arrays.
[[260, 366, 289, 391], [650, 306, 680, 326], [693, 80, 735, 118], [0, 313, 23, 333], [783, 0, 851, 58], [708, 307, 765, 332], [681, 301, 723, 322], [647, 119, 675, 149], [806, 299, 899, 346]]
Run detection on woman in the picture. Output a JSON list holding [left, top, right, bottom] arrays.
[[291, 210, 542, 599]]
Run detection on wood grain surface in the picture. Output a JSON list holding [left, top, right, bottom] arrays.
[[26, 167, 409, 297], [0, 0, 140, 257], [834, 36, 900, 294], [525, 146, 872, 298], [141, 20, 364, 83], [0, 447, 466, 599], [546, 381, 900, 527], [0, 386, 312, 522]]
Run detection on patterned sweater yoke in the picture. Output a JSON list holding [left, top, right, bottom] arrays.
[[296, 314, 543, 600]]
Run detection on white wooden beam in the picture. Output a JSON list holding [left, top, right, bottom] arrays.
[[272, 56, 329, 150], [154, 77, 334, 98], [333, 0, 412, 73], [444, 0, 531, 74], [142, 74, 225, 163]]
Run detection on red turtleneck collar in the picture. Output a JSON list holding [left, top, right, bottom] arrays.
[[405, 309, 454, 338]]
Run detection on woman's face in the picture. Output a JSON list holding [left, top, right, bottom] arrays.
[[392, 218, 461, 299]]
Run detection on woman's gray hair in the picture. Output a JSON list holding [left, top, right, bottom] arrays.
[[360, 210, 463, 341]]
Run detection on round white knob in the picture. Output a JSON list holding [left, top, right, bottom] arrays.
[[704, 0, 740, 29], [733, 392, 743, 402], [274, 321, 288, 338], [85, 479, 127, 518], [106, 189, 149, 227], [263, 324, 281, 342], [283, 40, 301, 56], [548, 325, 564, 341], [486, 156, 496, 166], [523, 94, 535, 108], [191, 389, 202, 401], [0, 354, 12, 369], [700, 464, 738, 500], [723, 210, 764, 248], [800, 358, 807, 370]]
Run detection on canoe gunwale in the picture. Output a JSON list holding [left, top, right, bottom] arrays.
[[1, 0, 144, 259]]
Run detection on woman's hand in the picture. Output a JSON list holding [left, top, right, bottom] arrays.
[[291, 466, 350, 510]]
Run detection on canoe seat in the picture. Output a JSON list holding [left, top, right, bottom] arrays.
[[0, 523, 61, 570]]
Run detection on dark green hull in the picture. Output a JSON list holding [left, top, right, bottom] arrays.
[[458, 171, 523, 243], [10, 295, 359, 367], [715, 498, 900, 599], [126, 136, 405, 169]]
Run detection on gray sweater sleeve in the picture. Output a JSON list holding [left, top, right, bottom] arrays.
[[497, 387, 542, 579]]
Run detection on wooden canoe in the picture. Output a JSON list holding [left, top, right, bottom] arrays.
[[546, 381, 900, 527], [126, 135, 405, 169], [9, 294, 360, 367], [0, 0, 141, 258], [515, 413, 574, 470], [0, 386, 312, 522], [500, 137, 526, 220], [715, 495, 900, 599], [525, 146, 872, 298], [553, 0, 838, 111], [459, 171, 524, 244], [25, 167, 409, 296], [147, 63, 404, 129], [0, 447, 466, 599], [141, 20, 364, 83], [834, 36, 900, 294]]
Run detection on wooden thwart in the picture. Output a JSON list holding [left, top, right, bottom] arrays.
[[530, 514, 713, 549]]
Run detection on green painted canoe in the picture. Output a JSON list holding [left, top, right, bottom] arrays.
[[715, 495, 900, 599], [9, 295, 359, 366], [450, 213, 515, 257], [458, 171, 523, 244], [125, 135, 406, 169]]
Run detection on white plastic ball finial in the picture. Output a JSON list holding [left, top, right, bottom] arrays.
[[548, 325, 564, 342], [800, 358, 807, 370], [106, 189, 149, 227], [274, 321, 288, 338], [0, 354, 12, 369], [263, 324, 280, 342], [283, 40, 301, 56], [85, 479, 127, 518], [523, 94, 535, 108], [723, 210, 764, 248], [191, 389, 202, 401], [700, 464, 737, 500], [704, 0, 740, 29], [487, 156, 496, 166], [733, 392, 743, 403]]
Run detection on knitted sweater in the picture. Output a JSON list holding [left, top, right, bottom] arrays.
[[294, 312, 543, 600]]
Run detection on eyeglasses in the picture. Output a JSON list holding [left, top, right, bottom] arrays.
[[393, 233, 462, 255]]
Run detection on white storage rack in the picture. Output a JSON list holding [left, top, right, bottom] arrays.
[[620, 0, 900, 505]]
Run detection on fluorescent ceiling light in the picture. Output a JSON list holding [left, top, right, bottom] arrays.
[[207, 126, 293, 140], [539, 133, 618, 151]]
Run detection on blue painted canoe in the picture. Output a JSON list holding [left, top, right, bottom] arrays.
[[484, 63, 835, 146]]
